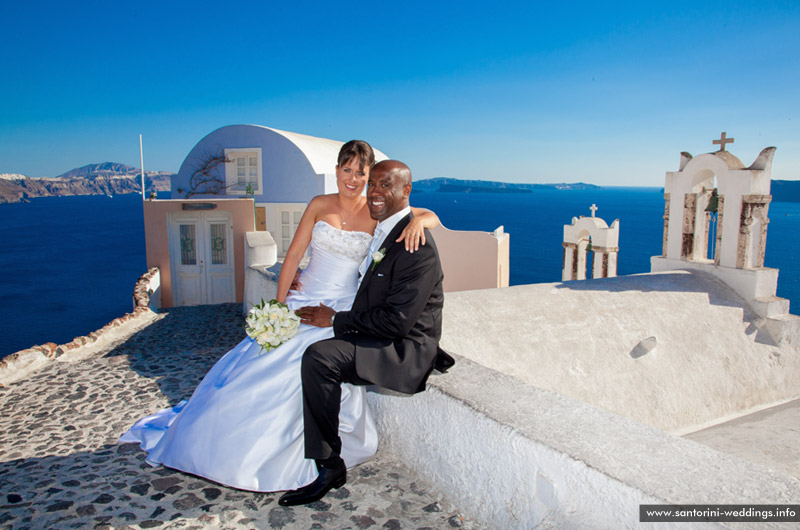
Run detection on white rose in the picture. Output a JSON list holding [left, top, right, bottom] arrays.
[[371, 248, 386, 270]]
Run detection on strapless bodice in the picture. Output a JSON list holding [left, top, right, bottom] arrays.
[[285, 221, 372, 312], [309, 220, 372, 263]]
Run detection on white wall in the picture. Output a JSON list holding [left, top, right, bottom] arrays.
[[439, 270, 800, 434], [370, 356, 799, 529]]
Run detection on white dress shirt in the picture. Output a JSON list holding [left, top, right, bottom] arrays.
[[358, 206, 411, 281]]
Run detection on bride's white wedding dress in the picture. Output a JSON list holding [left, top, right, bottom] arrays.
[[120, 221, 377, 491]]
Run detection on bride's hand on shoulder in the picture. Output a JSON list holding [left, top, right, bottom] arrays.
[[396, 216, 426, 253], [397, 207, 440, 253]]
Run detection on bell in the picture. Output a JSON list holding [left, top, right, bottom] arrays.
[[586, 240, 593, 252], [705, 190, 719, 213]]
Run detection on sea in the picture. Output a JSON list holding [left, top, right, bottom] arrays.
[[1, 189, 798, 358]]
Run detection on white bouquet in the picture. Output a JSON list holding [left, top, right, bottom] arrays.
[[245, 299, 301, 354]]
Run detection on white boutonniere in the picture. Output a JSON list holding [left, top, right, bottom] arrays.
[[371, 248, 386, 270]]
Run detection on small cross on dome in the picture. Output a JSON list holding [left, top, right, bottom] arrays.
[[590, 204, 598, 217], [712, 132, 734, 152]]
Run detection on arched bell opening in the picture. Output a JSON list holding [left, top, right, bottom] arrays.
[[702, 176, 722, 262], [683, 169, 721, 264], [576, 236, 594, 280]]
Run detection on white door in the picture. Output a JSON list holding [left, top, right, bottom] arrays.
[[278, 208, 304, 257], [170, 211, 235, 306], [204, 215, 235, 304]]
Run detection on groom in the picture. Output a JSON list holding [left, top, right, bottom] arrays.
[[279, 160, 451, 507]]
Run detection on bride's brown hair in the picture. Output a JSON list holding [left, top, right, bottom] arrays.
[[337, 140, 375, 172]]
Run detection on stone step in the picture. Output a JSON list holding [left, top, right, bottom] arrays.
[[751, 295, 790, 318]]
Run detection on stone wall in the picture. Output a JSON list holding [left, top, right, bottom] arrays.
[[0, 267, 161, 386]]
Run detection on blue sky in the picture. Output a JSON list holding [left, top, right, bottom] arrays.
[[1, 0, 798, 186]]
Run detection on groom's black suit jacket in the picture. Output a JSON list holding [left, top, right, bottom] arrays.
[[332, 213, 446, 395]]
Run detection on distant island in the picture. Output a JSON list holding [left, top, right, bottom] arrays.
[[2, 163, 798, 204], [413, 177, 601, 193], [414, 177, 800, 202], [0, 162, 173, 204]]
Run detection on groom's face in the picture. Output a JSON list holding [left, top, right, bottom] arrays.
[[367, 167, 410, 222]]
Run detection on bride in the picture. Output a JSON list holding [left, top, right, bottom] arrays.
[[119, 140, 439, 492]]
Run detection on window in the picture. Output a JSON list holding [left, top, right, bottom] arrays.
[[224, 148, 262, 194], [209, 223, 228, 265], [266, 204, 307, 258], [179, 224, 197, 265], [280, 209, 303, 253]]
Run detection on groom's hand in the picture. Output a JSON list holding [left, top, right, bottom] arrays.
[[296, 303, 335, 327]]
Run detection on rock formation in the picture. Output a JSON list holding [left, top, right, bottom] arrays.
[[0, 162, 173, 203]]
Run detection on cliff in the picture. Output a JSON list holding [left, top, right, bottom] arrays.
[[0, 162, 173, 204], [413, 177, 601, 192]]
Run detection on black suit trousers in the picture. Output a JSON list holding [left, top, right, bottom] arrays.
[[301, 337, 371, 460]]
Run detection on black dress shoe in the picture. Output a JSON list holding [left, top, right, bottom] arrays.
[[278, 459, 347, 506]]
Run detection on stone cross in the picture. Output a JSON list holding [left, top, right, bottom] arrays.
[[713, 132, 734, 151], [590, 204, 598, 217]]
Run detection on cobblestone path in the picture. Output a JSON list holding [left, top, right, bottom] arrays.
[[0, 304, 478, 530]]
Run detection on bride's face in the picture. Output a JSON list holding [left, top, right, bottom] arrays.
[[336, 158, 369, 198]]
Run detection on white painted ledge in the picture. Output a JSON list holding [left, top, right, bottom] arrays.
[[244, 266, 279, 315], [650, 256, 783, 314], [369, 356, 800, 529]]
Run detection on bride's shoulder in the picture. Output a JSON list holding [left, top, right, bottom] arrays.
[[302, 195, 333, 219], [309, 194, 338, 211]]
